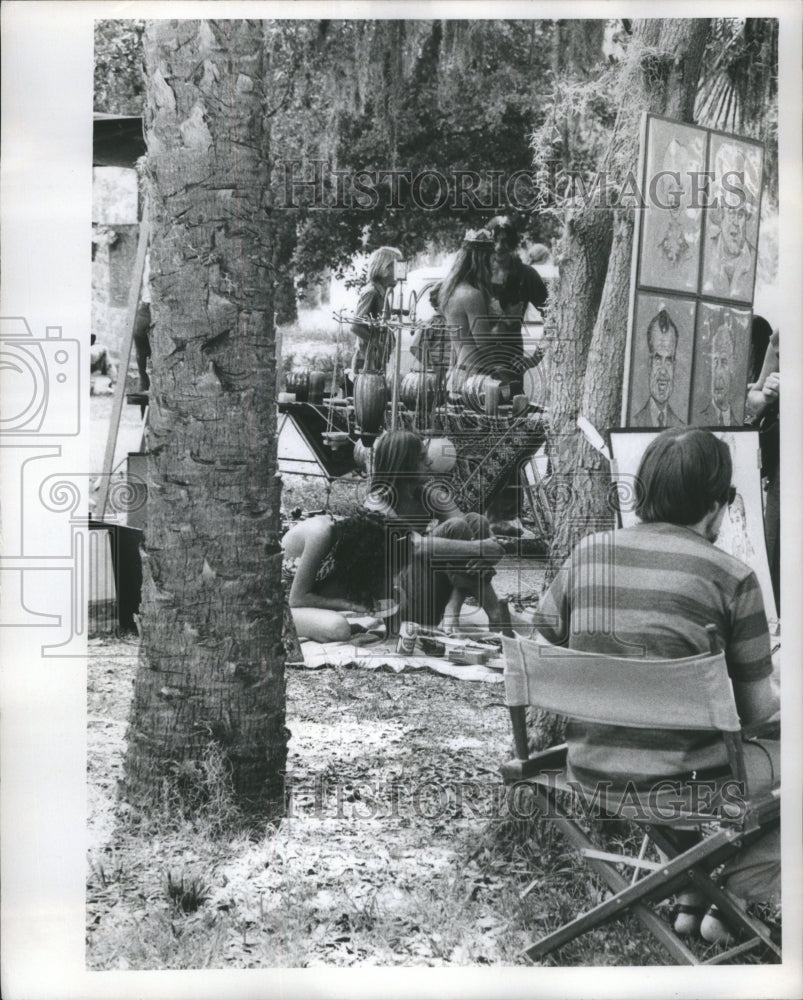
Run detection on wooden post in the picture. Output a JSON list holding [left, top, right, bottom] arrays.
[[96, 212, 149, 520]]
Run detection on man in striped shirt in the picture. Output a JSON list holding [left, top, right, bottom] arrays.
[[536, 428, 779, 917]]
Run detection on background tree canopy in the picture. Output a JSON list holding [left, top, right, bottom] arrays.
[[96, 16, 777, 321], [96, 19, 605, 304]]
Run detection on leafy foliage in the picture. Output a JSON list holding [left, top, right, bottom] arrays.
[[695, 18, 778, 203], [94, 16, 777, 314], [94, 20, 146, 114], [275, 20, 568, 286]]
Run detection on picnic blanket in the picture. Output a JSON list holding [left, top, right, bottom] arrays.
[[290, 636, 505, 684]]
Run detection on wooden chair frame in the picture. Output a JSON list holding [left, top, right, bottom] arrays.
[[500, 633, 781, 965]]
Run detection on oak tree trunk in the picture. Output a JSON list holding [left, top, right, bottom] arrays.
[[546, 17, 710, 570], [123, 19, 287, 821], [531, 19, 710, 751]]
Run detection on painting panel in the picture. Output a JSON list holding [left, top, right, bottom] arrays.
[[690, 302, 752, 426], [609, 428, 776, 619], [701, 134, 763, 303], [626, 293, 696, 428], [638, 117, 706, 293]]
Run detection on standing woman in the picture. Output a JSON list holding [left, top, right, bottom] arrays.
[[437, 229, 498, 396], [350, 246, 403, 376], [366, 430, 512, 633]]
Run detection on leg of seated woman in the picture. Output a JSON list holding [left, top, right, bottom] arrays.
[[396, 517, 471, 628], [441, 584, 470, 632], [290, 606, 352, 643], [431, 514, 506, 630], [462, 510, 492, 540], [430, 517, 476, 628]]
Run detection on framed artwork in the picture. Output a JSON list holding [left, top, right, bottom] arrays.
[[609, 427, 776, 619], [637, 117, 706, 294], [625, 116, 764, 429], [700, 134, 764, 304], [626, 292, 696, 428], [690, 302, 752, 426]]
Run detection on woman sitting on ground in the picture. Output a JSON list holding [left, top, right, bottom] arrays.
[[365, 429, 514, 633], [282, 510, 392, 643]]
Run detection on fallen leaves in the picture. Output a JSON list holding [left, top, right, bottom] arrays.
[[87, 642, 527, 967]]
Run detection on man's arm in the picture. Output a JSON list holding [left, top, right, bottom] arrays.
[[412, 532, 503, 566], [732, 676, 779, 726], [726, 573, 778, 724]]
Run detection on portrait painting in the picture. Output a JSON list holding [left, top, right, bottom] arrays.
[[637, 116, 706, 293], [626, 292, 696, 428], [690, 302, 751, 426], [609, 427, 776, 618], [701, 134, 763, 303]]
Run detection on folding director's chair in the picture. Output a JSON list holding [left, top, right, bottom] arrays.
[[500, 632, 781, 965]]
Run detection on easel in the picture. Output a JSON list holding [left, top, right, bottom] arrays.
[[96, 211, 150, 520]]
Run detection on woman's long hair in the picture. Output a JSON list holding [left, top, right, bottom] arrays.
[[368, 430, 426, 514], [322, 510, 392, 608], [366, 246, 403, 286], [437, 247, 493, 316]]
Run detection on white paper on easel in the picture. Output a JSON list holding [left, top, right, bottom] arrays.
[[609, 427, 776, 619]]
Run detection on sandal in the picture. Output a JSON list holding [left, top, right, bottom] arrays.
[[700, 904, 736, 945], [673, 892, 706, 936]]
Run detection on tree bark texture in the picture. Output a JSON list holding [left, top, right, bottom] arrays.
[[546, 18, 710, 573], [123, 19, 287, 820], [531, 19, 710, 753]]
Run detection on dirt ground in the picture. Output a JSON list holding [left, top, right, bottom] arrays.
[[86, 637, 555, 968]]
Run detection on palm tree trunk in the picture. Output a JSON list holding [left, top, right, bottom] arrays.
[[123, 19, 287, 820]]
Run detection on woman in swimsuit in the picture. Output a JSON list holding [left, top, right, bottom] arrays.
[[282, 510, 391, 642]]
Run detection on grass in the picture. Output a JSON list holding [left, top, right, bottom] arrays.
[[278, 318, 348, 388]]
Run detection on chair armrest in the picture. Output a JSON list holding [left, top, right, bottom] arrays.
[[501, 743, 568, 783]]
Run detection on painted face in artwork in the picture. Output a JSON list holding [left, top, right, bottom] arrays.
[[730, 493, 747, 533], [710, 327, 735, 410], [648, 327, 677, 407], [720, 204, 748, 257]]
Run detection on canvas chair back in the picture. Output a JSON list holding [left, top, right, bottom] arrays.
[[502, 635, 741, 734]]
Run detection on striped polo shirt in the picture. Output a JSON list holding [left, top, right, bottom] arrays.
[[536, 522, 772, 789]]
